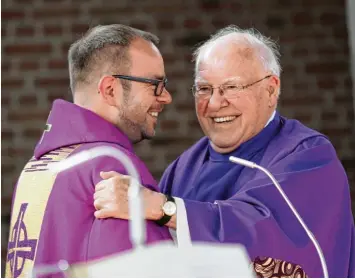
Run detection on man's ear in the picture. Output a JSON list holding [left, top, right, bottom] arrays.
[[267, 75, 280, 107], [97, 76, 122, 106]]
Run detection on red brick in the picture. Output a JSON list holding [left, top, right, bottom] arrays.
[[23, 128, 42, 139], [282, 96, 323, 106], [4, 43, 52, 55], [16, 26, 35, 36], [139, 5, 185, 13], [2, 10, 25, 20], [302, 0, 341, 7], [2, 129, 14, 141], [157, 20, 175, 30], [317, 46, 337, 56], [321, 111, 338, 121], [1, 164, 16, 175], [48, 59, 67, 69], [322, 128, 350, 137], [7, 110, 49, 122], [317, 78, 338, 89], [33, 7, 79, 19], [184, 19, 202, 29], [223, 2, 242, 11], [20, 61, 39, 70], [2, 62, 10, 71], [89, 7, 134, 16], [320, 12, 342, 25], [44, 25, 63, 35], [294, 113, 313, 124], [292, 48, 309, 57], [133, 22, 151, 31], [176, 103, 196, 112], [292, 12, 313, 25], [2, 147, 29, 157], [211, 19, 229, 29], [35, 77, 69, 88], [71, 24, 89, 34], [2, 96, 10, 106], [160, 120, 179, 131], [2, 78, 24, 88], [18, 95, 38, 106], [335, 95, 353, 104], [199, 0, 221, 11], [305, 62, 348, 74]]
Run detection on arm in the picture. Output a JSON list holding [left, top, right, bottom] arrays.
[[88, 155, 172, 260]]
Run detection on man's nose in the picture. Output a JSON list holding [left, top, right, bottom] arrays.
[[158, 88, 172, 104], [207, 90, 226, 112]]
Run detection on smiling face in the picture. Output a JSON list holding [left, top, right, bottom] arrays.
[[194, 36, 280, 153], [114, 38, 172, 143]]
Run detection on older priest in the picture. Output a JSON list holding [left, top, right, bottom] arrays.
[[94, 26, 355, 278]]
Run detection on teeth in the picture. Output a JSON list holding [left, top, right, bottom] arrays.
[[213, 116, 236, 123], [149, 112, 158, 117]]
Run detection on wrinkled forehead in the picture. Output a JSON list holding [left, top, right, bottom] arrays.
[[195, 38, 263, 83]]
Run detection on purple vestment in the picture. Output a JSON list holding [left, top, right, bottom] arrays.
[[160, 112, 355, 278], [5, 99, 172, 278]]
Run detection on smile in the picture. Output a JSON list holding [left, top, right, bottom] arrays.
[[213, 116, 237, 123], [148, 112, 159, 118]]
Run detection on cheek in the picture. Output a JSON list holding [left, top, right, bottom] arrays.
[[196, 99, 209, 118]]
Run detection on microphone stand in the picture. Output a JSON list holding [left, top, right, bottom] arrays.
[[229, 156, 328, 278]]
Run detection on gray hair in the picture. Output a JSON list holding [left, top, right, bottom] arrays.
[[192, 25, 281, 77], [68, 24, 159, 93]]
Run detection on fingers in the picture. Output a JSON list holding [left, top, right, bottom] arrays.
[[95, 180, 107, 191], [94, 209, 113, 219], [100, 171, 121, 179]]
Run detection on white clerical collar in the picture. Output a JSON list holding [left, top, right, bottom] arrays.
[[265, 110, 276, 127]]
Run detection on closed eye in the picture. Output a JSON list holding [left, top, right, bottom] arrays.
[[224, 84, 239, 90]]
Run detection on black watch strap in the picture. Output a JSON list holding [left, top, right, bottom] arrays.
[[155, 195, 175, 226]]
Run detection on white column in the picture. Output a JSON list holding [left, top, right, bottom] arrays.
[[346, 0, 355, 124]]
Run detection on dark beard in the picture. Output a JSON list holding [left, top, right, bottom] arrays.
[[118, 89, 155, 143]]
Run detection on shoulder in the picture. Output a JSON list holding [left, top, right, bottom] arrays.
[[275, 116, 333, 153], [265, 115, 340, 170], [65, 142, 153, 185]]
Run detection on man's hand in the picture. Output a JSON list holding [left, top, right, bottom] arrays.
[[94, 171, 166, 221]]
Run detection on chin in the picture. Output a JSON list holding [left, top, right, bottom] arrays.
[[210, 138, 242, 153], [142, 129, 155, 140]]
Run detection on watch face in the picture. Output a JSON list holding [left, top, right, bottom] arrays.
[[163, 201, 177, 216]]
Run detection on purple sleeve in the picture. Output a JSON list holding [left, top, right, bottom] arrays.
[[159, 160, 178, 195], [87, 156, 171, 260], [183, 141, 355, 278]]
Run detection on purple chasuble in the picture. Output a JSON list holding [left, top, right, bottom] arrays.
[[159, 112, 355, 278], [6, 99, 171, 278]]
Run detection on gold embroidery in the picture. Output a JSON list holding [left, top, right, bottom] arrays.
[[5, 145, 80, 278], [253, 257, 307, 278]]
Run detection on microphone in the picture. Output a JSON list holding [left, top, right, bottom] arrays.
[[229, 156, 328, 278]]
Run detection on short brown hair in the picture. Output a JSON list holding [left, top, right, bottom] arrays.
[[68, 24, 159, 93]]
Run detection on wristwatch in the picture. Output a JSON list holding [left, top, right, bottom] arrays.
[[155, 195, 177, 226]]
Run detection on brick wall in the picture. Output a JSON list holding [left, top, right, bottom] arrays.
[[2, 0, 354, 274]]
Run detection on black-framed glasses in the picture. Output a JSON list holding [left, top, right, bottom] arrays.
[[113, 75, 168, 96], [192, 75, 272, 99]]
